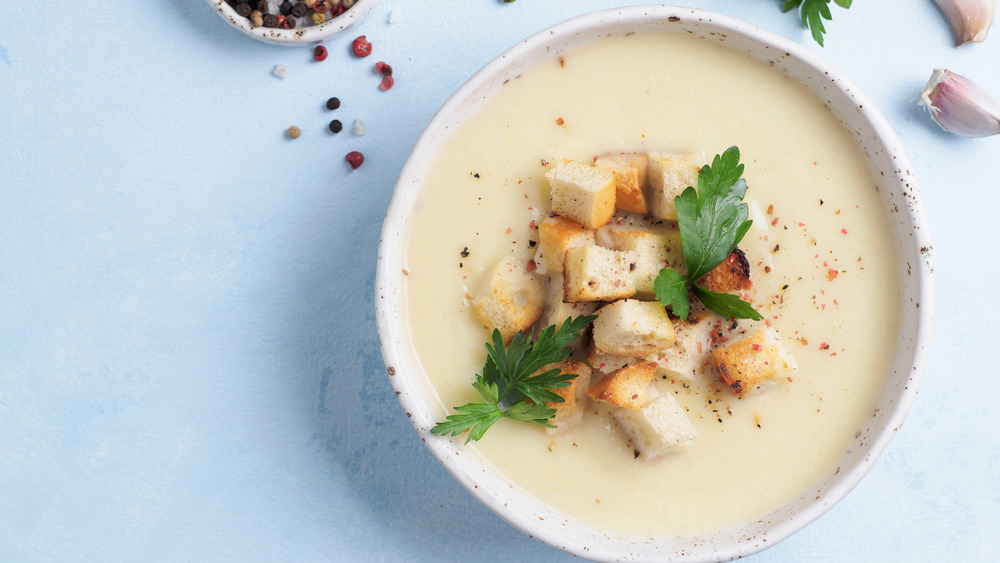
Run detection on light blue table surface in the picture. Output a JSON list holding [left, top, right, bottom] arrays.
[[1, 1, 998, 561]]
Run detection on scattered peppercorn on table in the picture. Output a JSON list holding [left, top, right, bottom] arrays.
[[0, 1, 997, 562]]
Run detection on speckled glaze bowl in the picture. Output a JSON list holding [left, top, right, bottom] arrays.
[[376, 6, 933, 562], [205, 0, 380, 46]]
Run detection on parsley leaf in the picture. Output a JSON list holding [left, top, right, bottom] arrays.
[[653, 267, 690, 321], [692, 285, 763, 321], [780, 0, 852, 47], [677, 148, 751, 281], [654, 146, 763, 322], [431, 315, 597, 443]]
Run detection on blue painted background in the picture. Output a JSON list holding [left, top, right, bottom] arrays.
[[1, 1, 997, 561]]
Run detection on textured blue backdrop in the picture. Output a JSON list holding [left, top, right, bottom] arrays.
[[0, 1, 997, 561]]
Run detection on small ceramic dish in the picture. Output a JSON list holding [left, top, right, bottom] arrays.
[[377, 6, 933, 561], [205, 0, 381, 46]]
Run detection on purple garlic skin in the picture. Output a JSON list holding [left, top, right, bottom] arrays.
[[919, 69, 1000, 138], [933, 0, 995, 46]]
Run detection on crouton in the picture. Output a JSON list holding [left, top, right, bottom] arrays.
[[595, 152, 649, 214], [613, 394, 697, 459], [586, 361, 659, 410], [474, 256, 545, 343], [586, 339, 639, 374], [545, 160, 617, 229], [540, 276, 598, 346], [535, 359, 592, 434], [711, 327, 797, 396], [645, 152, 701, 221], [597, 229, 683, 299], [562, 245, 639, 302], [592, 300, 677, 357], [534, 216, 596, 274], [699, 248, 752, 293], [647, 312, 718, 382]]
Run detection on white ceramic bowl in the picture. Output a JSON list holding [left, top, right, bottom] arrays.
[[205, 0, 380, 46], [376, 6, 933, 561]]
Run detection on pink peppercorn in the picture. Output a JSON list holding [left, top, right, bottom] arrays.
[[313, 45, 328, 61], [346, 151, 365, 169], [379, 76, 394, 90], [352, 35, 372, 57], [375, 61, 392, 77]]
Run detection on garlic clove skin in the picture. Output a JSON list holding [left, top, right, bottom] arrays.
[[933, 0, 995, 46], [919, 69, 1000, 137]]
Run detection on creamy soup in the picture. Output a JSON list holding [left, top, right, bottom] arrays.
[[403, 32, 900, 537]]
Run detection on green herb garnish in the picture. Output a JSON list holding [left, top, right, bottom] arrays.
[[781, 0, 852, 47], [432, 315, 597, 443], [653, 146, 763, 322]]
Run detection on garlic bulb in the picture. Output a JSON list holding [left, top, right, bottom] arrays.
[[919, 69, 1000, 137], [934, 0, 994, 45]]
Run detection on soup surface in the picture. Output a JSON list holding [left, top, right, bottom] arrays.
[[403, 32, 900, 537]]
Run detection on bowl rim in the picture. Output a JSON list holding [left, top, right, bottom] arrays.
[[376, 5, 934, 561], [204, 0, 381, 46]]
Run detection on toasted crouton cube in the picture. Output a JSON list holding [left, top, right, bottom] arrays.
[[598, 229, 683, 299], [474, 256, 545, 343], [541, 276, 599, 332], [592, 300, 677, 357], [711, 327, 797, 396], [613, 394, 697, 459], [647, 312, 718, 381], [534, 216, 595, 274], [646, 152, 701, 221], [545, 160, 617, 229], [562, 245, 639, 302], [595, 152, 649, 214], [699, 248, 752, 293], [586, 339, 639, 374], [534, 359, 592, 434], [586, 361, 659, 410]]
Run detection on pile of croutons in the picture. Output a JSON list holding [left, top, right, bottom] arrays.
[[474, 152, 796, 459]]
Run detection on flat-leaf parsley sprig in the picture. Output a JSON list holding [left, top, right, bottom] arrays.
[[781, 0, 853, 47], [653, 146, 763, 322], [431, 315, 597, 443]]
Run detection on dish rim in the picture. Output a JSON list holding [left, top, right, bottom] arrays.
[[375, 5, 934, 561]]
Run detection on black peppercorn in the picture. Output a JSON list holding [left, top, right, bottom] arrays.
[[279, 1, 293, 15], [329, 119, 343, 133], [235, 2, 252, 17], [262, 13, 278, 27], [326, 97, 341, 110], [255, 0, 270, 12], [291, 2, 308, 17]]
